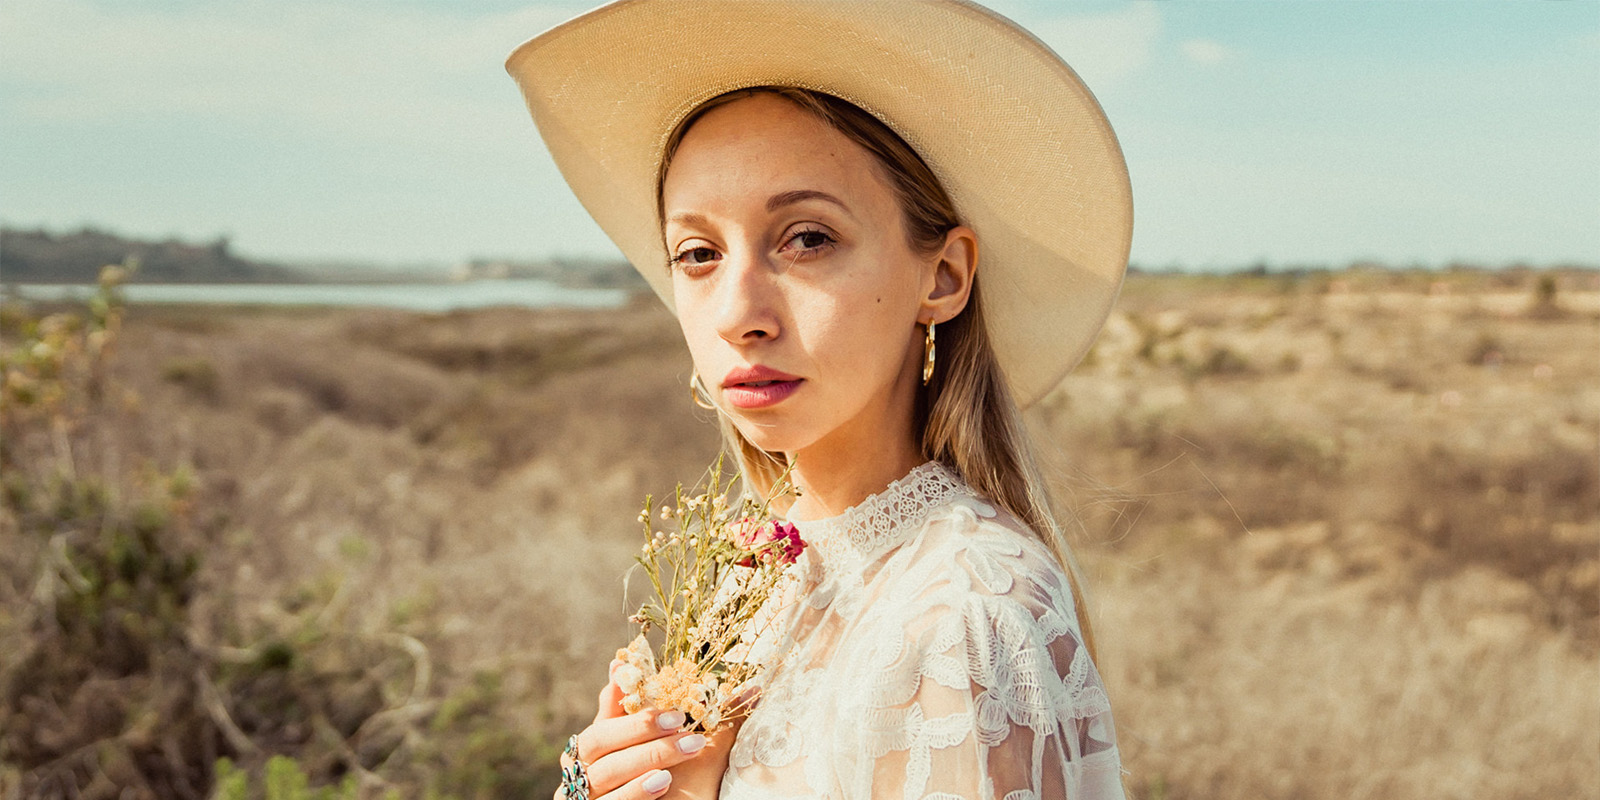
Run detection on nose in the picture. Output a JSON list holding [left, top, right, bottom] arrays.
[[710, 247, 782, 345]]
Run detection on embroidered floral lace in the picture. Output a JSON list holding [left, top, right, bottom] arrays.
[[720, 462, 1125, 800]]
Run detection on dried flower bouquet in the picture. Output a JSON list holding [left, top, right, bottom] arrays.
[[615, 459, 804, 732]]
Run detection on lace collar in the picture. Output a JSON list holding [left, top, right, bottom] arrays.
[[788, 461, 972, 574]]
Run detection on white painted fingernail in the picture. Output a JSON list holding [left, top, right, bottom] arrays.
[[642, 770, 671, 794], [677, 733, 706, 753], [656, 710, 686, 730]]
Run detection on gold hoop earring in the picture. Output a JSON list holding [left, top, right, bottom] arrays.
[[922, 320, 937, 386], [690, 373, 717, 410]]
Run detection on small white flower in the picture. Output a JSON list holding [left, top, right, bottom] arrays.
[[614, 663, 645, 692]]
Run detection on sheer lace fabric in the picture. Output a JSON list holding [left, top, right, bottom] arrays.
[[720, 462, 1124, 800]]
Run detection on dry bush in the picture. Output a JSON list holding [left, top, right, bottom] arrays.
[[0, 284, 620, 797], [1094, 533, 1596, 799], [4, 268, 1595, 798], [1044, 272, 1599, 799]]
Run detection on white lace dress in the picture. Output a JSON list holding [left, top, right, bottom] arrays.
[[719, 461, 1125, 800]]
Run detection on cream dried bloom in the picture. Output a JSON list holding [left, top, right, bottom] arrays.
[[621, 457, 802, 731]]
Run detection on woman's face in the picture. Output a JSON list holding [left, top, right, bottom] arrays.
[[661, 93, 958, 458]]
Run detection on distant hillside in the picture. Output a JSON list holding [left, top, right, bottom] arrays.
[[0, 227, 308, 284]]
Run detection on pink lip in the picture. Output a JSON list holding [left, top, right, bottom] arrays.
[[721, 366, 803, 410]]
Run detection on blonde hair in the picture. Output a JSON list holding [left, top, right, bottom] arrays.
[[657, 86, 1102, 663]]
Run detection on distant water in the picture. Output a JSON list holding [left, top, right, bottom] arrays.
[[6, 279, 630, 312]]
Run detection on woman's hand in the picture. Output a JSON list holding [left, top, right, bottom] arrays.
[[555, 662, 710, 800], [656, 716, 740, 800]]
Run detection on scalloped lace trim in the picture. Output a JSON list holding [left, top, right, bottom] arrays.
[[789, 461, 971, 572]]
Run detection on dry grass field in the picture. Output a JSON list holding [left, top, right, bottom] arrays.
[[2, 268, 1596, 799]]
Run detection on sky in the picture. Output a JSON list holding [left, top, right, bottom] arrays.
[[2, 0, 1597, 272]]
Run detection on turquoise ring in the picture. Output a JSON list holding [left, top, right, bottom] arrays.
[[560, 734, 590, 800]]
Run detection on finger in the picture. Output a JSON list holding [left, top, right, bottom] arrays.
[[578, 709, 686, 765], [586, 731, 707, 797], [731, 681, 761, 710], [595, 660, 625, 722], [596, 768, 672, 800], [595, 682, 625, 723]]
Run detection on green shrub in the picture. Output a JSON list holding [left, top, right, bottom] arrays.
[[210, 757, 362, 800], [162, 355, 222, 402]]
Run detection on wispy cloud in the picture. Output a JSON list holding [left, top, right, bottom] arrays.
[[1028, 1, 1164, 88], [0, 1, 572, 142], [1181, 38, 1236, 66]]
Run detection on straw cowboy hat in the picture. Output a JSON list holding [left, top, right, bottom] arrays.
[[505, 0, 1132, 408]]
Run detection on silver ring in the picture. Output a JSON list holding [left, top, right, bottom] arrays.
[[560, 734, 590, 800]]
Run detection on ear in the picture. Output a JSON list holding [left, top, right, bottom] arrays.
[[920, 225, 977, 325]]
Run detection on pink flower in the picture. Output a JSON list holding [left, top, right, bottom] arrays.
[[730, 518, 806, 567]]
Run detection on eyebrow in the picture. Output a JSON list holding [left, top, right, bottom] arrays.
[[666, 210, 711, 228], [766, 189, 852, 217], [665, 189, 853, 228]]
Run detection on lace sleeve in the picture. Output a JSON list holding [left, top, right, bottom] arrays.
[[854, 518, 1125, 800]]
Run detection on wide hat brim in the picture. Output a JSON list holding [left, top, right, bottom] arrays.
[[506, 0, 1132, 408]]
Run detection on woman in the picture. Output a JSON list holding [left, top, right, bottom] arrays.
[[506, 1, 1133, 798]]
